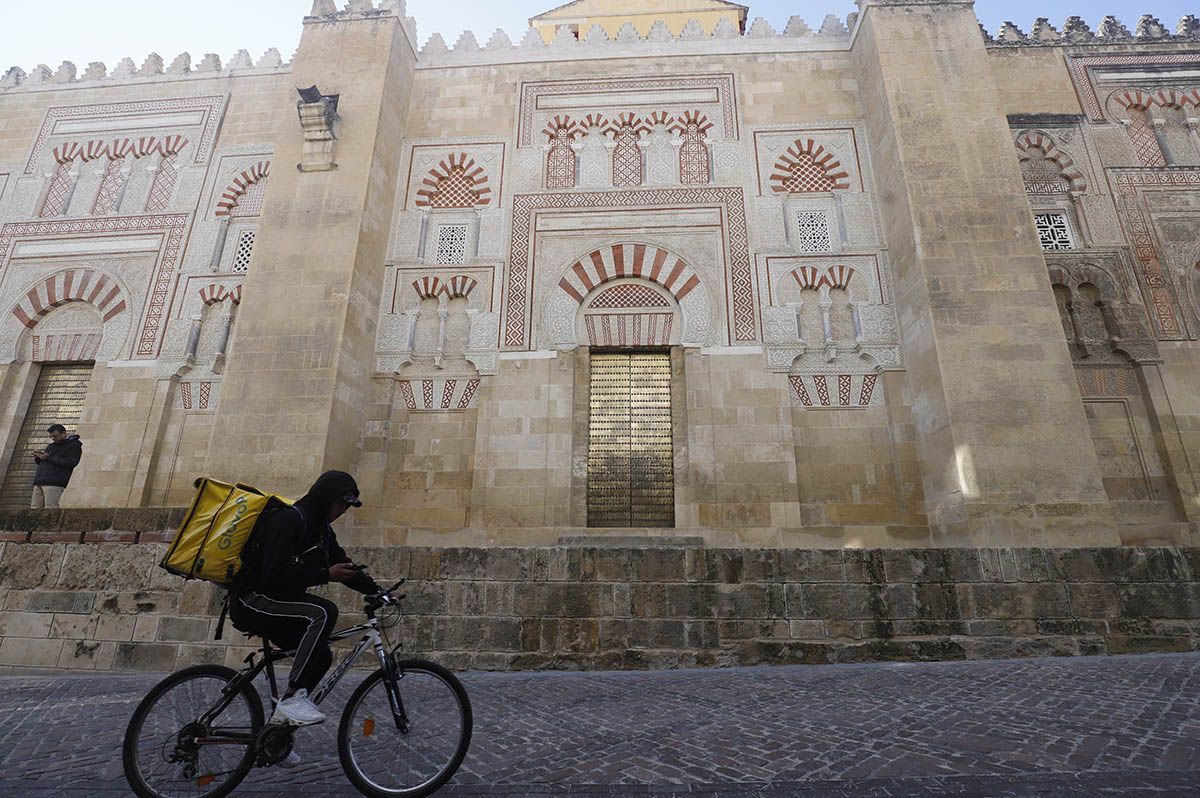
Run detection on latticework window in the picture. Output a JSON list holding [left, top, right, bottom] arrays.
[[429, 168, 479, 209], [678, 124, 711, 185], [781, 154, 837, 193], [1034, 211, 1075, 251], [612, 127, 643, 187], [796, 210, 833, 253], [435, 225, 468, 265], [1126, 107, 1167, 167], [231, 230, 256, 273], [1021, 151, 1069, 195], [40, 162, 75, 218], [546, 129, 577, 189], [145, 154, 179, 213], [92, 158, 127, 215]]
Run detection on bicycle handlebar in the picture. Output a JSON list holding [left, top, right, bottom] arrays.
[[364, 579, 407, 614]]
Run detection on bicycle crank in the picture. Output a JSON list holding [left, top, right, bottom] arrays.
[[255, 725, 296, 767]]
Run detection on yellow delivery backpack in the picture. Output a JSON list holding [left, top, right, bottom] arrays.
[[161, 478, 293, 586]]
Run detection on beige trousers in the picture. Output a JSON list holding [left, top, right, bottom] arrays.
[[31, 485, 65, 509]]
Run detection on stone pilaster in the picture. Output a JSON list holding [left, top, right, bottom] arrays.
[[206, 4, 417, 493], [851, 0, 1119, 545]]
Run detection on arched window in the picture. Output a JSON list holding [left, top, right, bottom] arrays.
[[606, 115, 648, 188], [544, 116, 580, 190], [769, 140, 850, 194], [1021, 150, 1070, 195], [415, 153, 492, 209], [671, 112, 713, 185]]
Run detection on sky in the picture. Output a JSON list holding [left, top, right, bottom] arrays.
[[1, 0, 1197, 71]]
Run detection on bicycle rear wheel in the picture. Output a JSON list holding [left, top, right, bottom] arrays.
[[338, 659, 472, 798], [122, 665, 264, 798]]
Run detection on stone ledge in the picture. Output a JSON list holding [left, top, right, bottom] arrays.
[[0, 508, 185, 545], [1, 542, 1199, 673]]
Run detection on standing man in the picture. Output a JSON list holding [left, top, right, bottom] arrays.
[[32, 424, 82, 509]]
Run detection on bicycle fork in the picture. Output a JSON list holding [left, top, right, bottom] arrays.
[[376, 643, 411, 734]]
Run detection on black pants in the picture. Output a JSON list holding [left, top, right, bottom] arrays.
[[236, 592, 338, 692]]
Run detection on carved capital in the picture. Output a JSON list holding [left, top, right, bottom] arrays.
[[296, 87, 340, 172]]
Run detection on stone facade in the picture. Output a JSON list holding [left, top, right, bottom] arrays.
[[0, 0, 1196, 550], [2, 516, 1199, 673]]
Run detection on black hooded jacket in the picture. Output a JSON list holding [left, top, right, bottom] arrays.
[[34, 435, 82, 487], [240, 471, 380, 597]]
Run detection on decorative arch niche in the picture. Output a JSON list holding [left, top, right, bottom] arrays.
[[541, 243, 714, 349], [5, 269, 133, 363]]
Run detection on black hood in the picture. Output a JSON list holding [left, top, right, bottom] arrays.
[[297, 470, 362, 513]]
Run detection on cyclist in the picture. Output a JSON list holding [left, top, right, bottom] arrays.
[[230, 470, 382, 729]]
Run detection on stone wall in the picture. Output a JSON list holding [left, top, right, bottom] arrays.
[[1, 511, 1198, 674]]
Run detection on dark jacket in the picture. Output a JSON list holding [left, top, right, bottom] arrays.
[[239, 471, 380, 597], [33, 435, 82, 488]]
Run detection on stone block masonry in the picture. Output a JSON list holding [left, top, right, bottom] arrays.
[[0, 512, 1199, 673]]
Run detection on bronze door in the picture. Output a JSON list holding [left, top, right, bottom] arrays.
[[587, 351, 674, 528], [1, 364, 93, 509]]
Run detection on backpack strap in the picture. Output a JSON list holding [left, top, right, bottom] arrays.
[[214, 591, 230, 641]]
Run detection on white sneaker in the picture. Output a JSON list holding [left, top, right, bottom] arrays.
[[278, 750, 301, 769], [270, 690, 326, 726]]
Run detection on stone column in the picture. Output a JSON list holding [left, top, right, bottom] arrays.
[[852, 0, 1118, 545], [206, 2, 417, 493]]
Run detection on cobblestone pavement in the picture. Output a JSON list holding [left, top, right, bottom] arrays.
[[1, 653, 1199, 797]]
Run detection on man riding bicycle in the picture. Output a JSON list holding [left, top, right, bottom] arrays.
[[230, 470, 381, 728]]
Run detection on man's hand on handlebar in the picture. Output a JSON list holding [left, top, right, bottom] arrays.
[[366, 579, 407, 609]]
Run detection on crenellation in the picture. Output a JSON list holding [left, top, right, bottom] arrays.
[[0, 46, 292, 93], [196, 53, 221, 72], [713, 17, 740, 39], [51, 62, 75, 84], [1097, 16, 1131, 39], [747, 18, 777, 38], [1136, 15, 1168, 38], [984, 14, 1200, 46], [165, 53, 190, 75], [408, 12, 863, 66], [137, 53, 163, 77], [110, 58, 137, 79], [485, 30, 513, 51], [647, 20, 674, 42], [421, 34, 449, 58], [679, 20, 707, 41], [26, 65, 51, 85], [256, 48, 283, 69], [1031, 18, 1060, 42], [782, 16, 811, 36], [997, 22, 1026, 44], [616, 22, 641, 42], [521, 27, 546, 49], [453, 30, 480, 53], [553, 24, 581, 47], [818, 14, 850, 37]]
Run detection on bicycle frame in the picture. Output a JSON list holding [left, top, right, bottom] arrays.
[[195, 610, 410, 747]]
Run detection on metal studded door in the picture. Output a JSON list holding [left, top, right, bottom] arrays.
[[587, 351, 674, 528], [0, 364, 93, 510]]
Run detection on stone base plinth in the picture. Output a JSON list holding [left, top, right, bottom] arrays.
[[0, 511, 1197, 673]]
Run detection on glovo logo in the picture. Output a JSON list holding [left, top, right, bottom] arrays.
[[216, 495, 250, 550]]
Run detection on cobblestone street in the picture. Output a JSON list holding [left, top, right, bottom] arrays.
[[1, 653, 1199, 797]]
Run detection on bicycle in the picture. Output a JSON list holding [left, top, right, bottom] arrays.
[[122, 580, 472, 798]]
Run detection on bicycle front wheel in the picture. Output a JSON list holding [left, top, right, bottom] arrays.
[[122, 665, 264, 798], [338, 659, 473, 798]]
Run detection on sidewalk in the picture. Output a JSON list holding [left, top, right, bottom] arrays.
[[1, 653, 1198, 796]]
